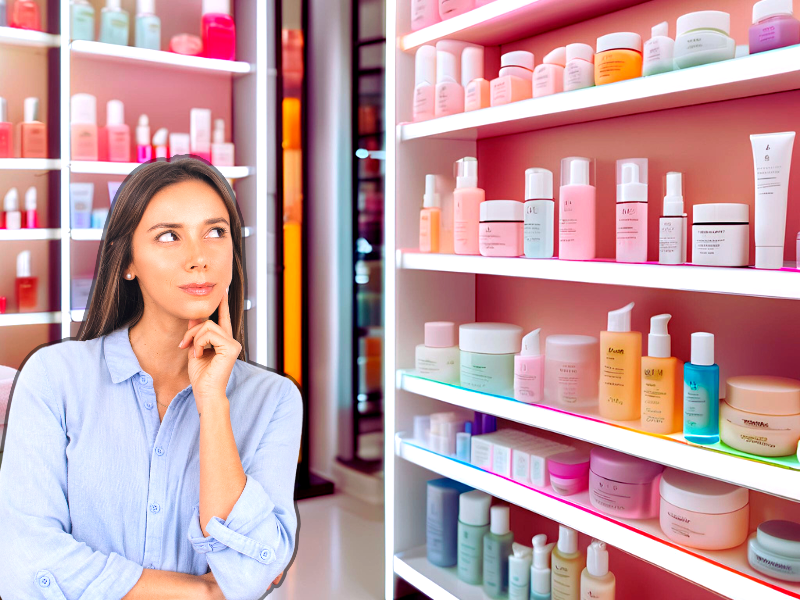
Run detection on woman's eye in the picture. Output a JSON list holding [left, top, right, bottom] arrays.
[[157, 231, 177, 242], [208, 227, 227, 238]]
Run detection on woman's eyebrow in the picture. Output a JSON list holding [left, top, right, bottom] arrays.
[[147, 217, 230, 232]]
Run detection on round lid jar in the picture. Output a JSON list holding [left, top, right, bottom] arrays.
[[590, 446, 664, 483], [692, 203, 749, 224], [424, 321, 457, 348], [459, 322, 523, 355], [545, 335, 598, 362], [726, 375, 800, 416], [756, 520, 800, 557], [677, 10, 732, 36], [480, 200, 523, 223], [548, 450, 591, 479], [596, 32, 643, 53], [660, 468, 749, 514], [501, 50, 534, 71]]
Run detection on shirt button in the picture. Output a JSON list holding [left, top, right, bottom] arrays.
[[260, 549, 272, 561], [155, 447, 164, 456], [38, 575, 50, 587], [145, 402, 153, 409], [140, 375, 147, 384], [149, 503, 160, 513]]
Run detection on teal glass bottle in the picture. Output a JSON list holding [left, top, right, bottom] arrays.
[[683, 332, 720, 444]]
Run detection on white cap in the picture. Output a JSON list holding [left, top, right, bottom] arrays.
[[754, 0, 794, 23], [566, 43, 594, 64], [663, 172, 683, 216], [4, 188, 19, 211], [562, 157, 591, 186], [557, 524, 578, 554], [501, 50, 534, 71], [202, 0, 230, 16], [587, 540, 609, 577], [71, 93, 97, 125], [691, 332, 715, 366], [756, 246, 784, 270], [17, 250, 31, 278], [651, 21, 669, 38], [455, 157, 478, 189], [526, 168, 553, 200], [596, 32, 642, 53], [436, 50, 458, 85], [152, 127, 169, 145], [423, 174, 439, 209], [692, 203, 749, 225], [24, 186, 37, 211], [617, 160, 647, 203], [648, 314, 671, 358], [462, 46, 484, 86], [543, 46, 567, 66], [0, 97, 6, 122], [512, 542, 532, 559], [458, 490, 492, 526], [415, 45, 437, 87], [490, 505, 510, 535], [480, 200, 523, 222], [676, 11, 731, 37], [459, 322, 523, 354], [106, 0, 121, 9], [136, 114, 150, 145], [531, 534, 556, 595], [106, 99, 125, 127], [213, 118, 226, 144], [607, 302, 634, 332], [24, 97, 39, 122], [521, 328, 541, 357], [137, 0, 155, 14]]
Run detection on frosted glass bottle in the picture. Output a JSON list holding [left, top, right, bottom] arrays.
[[135, 0, 161, 50], [99, 0, 130, 46], [457, 491, 492, 584], [551, 525, 584, 600], [559, 157, 596, 260], [483, 506, 514, 598], [71, 0, 95, 41], [683, 332, 720, 444]]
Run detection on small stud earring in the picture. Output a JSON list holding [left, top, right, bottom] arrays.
[[126, 273, 133, 279]]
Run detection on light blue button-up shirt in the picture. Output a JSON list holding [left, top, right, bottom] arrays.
[[0, 324, 302, 600]]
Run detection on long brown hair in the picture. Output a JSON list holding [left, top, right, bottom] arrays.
[[77, 157, 246, 360]]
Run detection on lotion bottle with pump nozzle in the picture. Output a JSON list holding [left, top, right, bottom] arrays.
[[530, 534, 556, 600], [454, 157, 485, 255], [551, 525, 583, 600], [580, 540, 615, 600], [659, 171, 687, 264], [559, 157, 596, 260], [514, 328, 544, 404], [615, 159, 648, 264], [420, 174, 441, 253], [599, 302, 642, 421], [641, 314, 683, 434], [524, 167, 554, 258], [508, 542, 533, 600]]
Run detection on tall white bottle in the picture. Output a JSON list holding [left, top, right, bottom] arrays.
[[658, 171, 687, 264], [580, 540, 615, 600], [524, 168, 555, 258]]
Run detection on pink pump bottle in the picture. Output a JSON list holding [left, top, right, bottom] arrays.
[[202, 0, 236, 60], [453, 157, 485, 255], [559, 157, 596, 260], [515, 329, 544, 404]]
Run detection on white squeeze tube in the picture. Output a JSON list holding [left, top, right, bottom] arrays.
[[750, 131, 796, 270]]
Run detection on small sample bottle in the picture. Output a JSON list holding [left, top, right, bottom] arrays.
[[490, 51, 534, 107], [563, 43, 595, 92], [435, 50, 464, 117], [439, 0, 475, 20], [4, 188, 21, 229], [508, 542, 533, 600], [524, 167, 554, 258], [683, 332, 720, 445], [750, 0, 800, 54], [415, 321, 459, 384], [641, 314, 683, 435], [533, 47, 566, 98], [453, 156, 485, 255], [211, 118, 235, 166], [16, 249, 38, 312], [530, 534, 556, 600], [463, 46, 490, 112], [580, 540, 615, 600], [71, 0, 95, 41], [105, 100, 130, 163], [642, 22, 675, 76], [595, 32, 643, 85], [11, 0, 40, 30], [0, 97, 13, 159], [71, 93, 98, 161], [615, 158, 648, 264], [483, 505, 514, 598], [413, 45, 437, 122], [420, 174, 441, 253], [659, 171, 687, 265], [411, 0, 440, 31], [514, 328, 544, 404], [599, 302, 642, 421], [559, 157, 596, 260], [18, 97, 47, 159], [457, 490, 492, 584], [99, 0, 130, 46], [152, 127, 169, 158], [136, 114, 153, 162], [24, 186, 37, 228], [202, 0, 236, 61], [135, 0, 161, 50], [551, 525, 584, 600]]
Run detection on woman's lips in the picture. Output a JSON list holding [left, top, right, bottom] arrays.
[[179, 284, 215, 296]]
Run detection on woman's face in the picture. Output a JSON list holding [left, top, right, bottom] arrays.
[[127, 179, 233, 323]]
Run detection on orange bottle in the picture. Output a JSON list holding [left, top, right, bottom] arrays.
[[420, 174, 441, 253], [594, 32, 643, 85], [18, 97, 47, 158]]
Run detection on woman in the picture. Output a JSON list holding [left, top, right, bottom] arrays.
[[0, 158, 302, 600]]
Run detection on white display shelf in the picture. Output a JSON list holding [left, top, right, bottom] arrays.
[[0, 312, 62, 327], [0, 229, 61, 241], [394, 546, 482, 600], [397, 250, 800, 300], [0, 26, 60, 48], [400, 46, 800, 142], [398, 371, 800, 501], [70, 40, 253, 74], [70, 299, 252, 322], [399, 0, 647, 50], [70, 226, 253, 241], [0, 159, 62, 170], [396, 437, 800, 600], [69, 161, 254, 179]]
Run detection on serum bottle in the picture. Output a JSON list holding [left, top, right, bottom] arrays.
[[643, 22, 675, 76], [4, 188, 21, 229], [514, 328, 544, 404], [24, 186, 38, 228], [435, 50, 464, 117], [211, 118, 235, 166], [16, 250, 38, 312], [599, 302, 642, 421], [454, 157, 485, 255], [580, 540, 615, 600], [71, 0, 95, 41], [457, 490, 492, 584], [659, 171, 687, 265], [11, 0, 40, 30], [19, 97, 47, 159], [551, 525, 584, 600], [559, 157, 596, 260], [531, 534, 556, 600], [136, 114, 153, 162], [420, 174, 441, 253], [683, 332, 720, 444], [524, 167, 554, 258], [615, 159, 648, 264], [483, 505, 514, 598], [201, 0, 236, 60], [413, 45, 437, 122], [641, 314, 683, 434]]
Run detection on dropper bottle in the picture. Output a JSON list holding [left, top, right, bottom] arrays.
[[420, 174, 441, 253]]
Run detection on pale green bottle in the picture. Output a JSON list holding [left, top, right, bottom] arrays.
[[70, 0, 95, 41], [99, 0, 129, 46], [483, 505, 515, 598], [457, 490, 491, 585]]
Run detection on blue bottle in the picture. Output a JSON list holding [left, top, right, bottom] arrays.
[[99, 0, 129, 46], [683, 332, 719, 444], [134, 0, 161, 50], [427, 478, 472, 567], [70, 0, 95, 41]]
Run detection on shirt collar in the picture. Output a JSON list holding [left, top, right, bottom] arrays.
[[103, 324, 143, 384]]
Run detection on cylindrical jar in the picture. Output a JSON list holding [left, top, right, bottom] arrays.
[[544, 335, 599, 408], [750, 0, 800, 53], [459, 323, 523, 395], [748, 520, 800, 582], [479, 200, 524, 257], [674, 11, 736, 69], [415, 321, 461, 385], [594, 32, 642, 85], [589, 447, 664, 519], [692, 203, 749, 267], [548, 450, 590, 496]]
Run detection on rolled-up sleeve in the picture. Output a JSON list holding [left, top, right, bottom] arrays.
[[187, 378, 303, 600], [0, 351, 144, 600]]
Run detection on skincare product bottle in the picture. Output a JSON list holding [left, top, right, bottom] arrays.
[[71, 93, 98, 161], [136, 114, 153, 162], [420, 174, 441, 253], [551, 525, 583, 600], [16, 250, 37, 312], [559, 157, 596, 260], [692, 203, 750, 267], [427, 478, 472, 567], [92, 207, 108, 229], [595, 32, 642, 85], [0, 98, 12, 158], [457, 490, 492, 584], [515, 328, 544, 404], [453, 157, 485, 255], [659, 171, 687, 265], [683, 332, 720, 444], [439, 0, 475, 21], [4, 188, 21, 230], [153, 127, 169, 158], [463, 46, 490, 111], [11, 0, 40, 30], [563, 43, 595, 92], [0, 0, 5, 27], [533, 47, 566, 98], [642, 22, 674, 76], [491, 51, 534, 106], [456, 422, 472, 462], [479, 200, 524, 257], [483, 505, 514, 598], [750, 0, 800, 53], [71, 0, 95, 41], [70, 182, 94, 228], [531, 534, 556, 600], [202, 0, 236, 61], [413, 45, 437, 122], [416, 321, 459, 384], [211, 119, 235, 166], [615, 158, 648, 264], [674, 11, 735, 69], [580, 540, 615, 600], [99, 0, 129, 45], [524, 167, 555, 258], [18, 97, 47, 159], [641, 314, 683, 435], [190, 108, 212, 161], [24, 186, 37, 228], [105, 100, 130, 163], [599, 302, 642, 421], [435, 50, 464, 117], [508, 542, 533, 600], [135, 0, 160, 50], [411, 0, 440, 31]]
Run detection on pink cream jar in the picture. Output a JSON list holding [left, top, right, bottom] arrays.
[[548, 449, 590, 496], [479, 200, 524, 257], [589, 447, 664, 519]]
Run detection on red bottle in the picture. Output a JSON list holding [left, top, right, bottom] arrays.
[[24, 186, 38, 228], [201, 0, 236, 60], [16, 250, 38, 313], [12, 0, 41, 31], [0, 98, 12, 159]]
